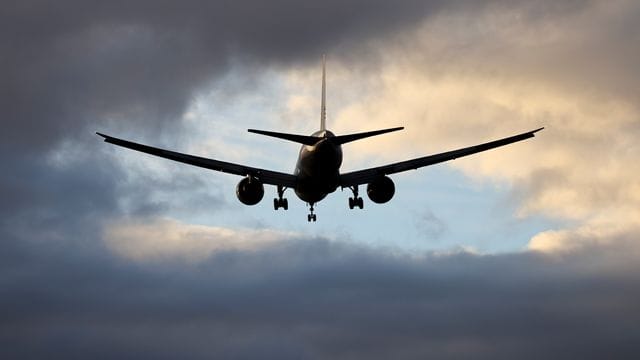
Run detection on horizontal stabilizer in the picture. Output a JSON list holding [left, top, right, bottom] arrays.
[[333, 127, 404, 145], [248, 129, 321, 146], [249, 126, 405, 146]]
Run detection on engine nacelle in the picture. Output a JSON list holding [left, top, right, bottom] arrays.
[[236, 176, 264, 205], [367, 176, 395, 204]]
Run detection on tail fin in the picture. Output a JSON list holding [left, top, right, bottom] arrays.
[[248, 56, 404, 146], [320, 54, 326, 131]]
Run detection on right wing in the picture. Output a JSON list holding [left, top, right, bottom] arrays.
[[339, 127, 543, 188], [97, 133, 297, 188]]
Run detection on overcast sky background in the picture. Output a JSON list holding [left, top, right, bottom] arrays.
[[2, 0, 640, 358]]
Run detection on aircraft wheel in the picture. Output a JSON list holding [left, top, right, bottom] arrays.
[[283, 198, 288, 210], [357, 197, 364, 209], [274, 198, 279, 210], [348, 198, 354, 209]]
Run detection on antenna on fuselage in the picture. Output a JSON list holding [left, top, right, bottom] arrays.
[[320, 54, 326, 131]]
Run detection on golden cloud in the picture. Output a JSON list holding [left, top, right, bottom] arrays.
[[282, 1, 640, 252], [103, 217, 299, 262]]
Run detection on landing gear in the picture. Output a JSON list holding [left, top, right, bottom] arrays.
[[347, 185, 364, 209], [348, 197, 363, 209], [307, 203, 317, 222], [274, 198, 288, 210], [273, 185, 288, 210]]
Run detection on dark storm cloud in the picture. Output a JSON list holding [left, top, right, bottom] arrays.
[[2, 1, 638, 359], [1, 0, 460, 154], [0, 0, 444, 241], [0, 0, 458, 229], [2, 0, 596, 151], [2, 238, 639, 359], [0, 145, 121, 233], [0, 0, 601, 226]]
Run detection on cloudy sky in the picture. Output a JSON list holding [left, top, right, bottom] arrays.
[[2, 0, 640, 358]]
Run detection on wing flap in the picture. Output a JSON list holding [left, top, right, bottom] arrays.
[[97, 133, 297, 188]]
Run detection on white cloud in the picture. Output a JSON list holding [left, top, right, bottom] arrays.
[[103, 217, 299, 262]]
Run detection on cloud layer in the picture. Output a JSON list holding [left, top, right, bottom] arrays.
[[104, 217, 297, 262], [3, 235, 639, 359], [2, 0, 640, 358]]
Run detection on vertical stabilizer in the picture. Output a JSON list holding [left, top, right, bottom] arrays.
[[320, 55, 326, 131]]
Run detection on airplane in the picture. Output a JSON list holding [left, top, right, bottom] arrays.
[[97, 56, 543, 222]]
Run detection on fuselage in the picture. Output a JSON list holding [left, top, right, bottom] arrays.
[[294, 130, 343, 203]]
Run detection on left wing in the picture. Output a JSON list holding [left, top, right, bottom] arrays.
[[97, 133, 297, 188], [339, 127, 543, 188]]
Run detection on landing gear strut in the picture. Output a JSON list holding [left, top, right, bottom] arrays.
[[348, 185, 364, 209], [273, 185, 288, 210], [307, 203, 317, 222]]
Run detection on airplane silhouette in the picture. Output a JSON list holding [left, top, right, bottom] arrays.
[[98, 56, 543, 222]]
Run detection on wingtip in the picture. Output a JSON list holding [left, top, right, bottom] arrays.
[[96, 132, 114, 141], [532, 127, 545, 133]]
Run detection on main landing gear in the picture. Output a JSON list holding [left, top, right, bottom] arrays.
[[348, 185, 364, 209], [273, 185, 288, 210], [307, 203, 317, 222]]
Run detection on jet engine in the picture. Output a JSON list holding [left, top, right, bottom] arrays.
[[366, 176, 395, 204], [236, 176, 264, 205]]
